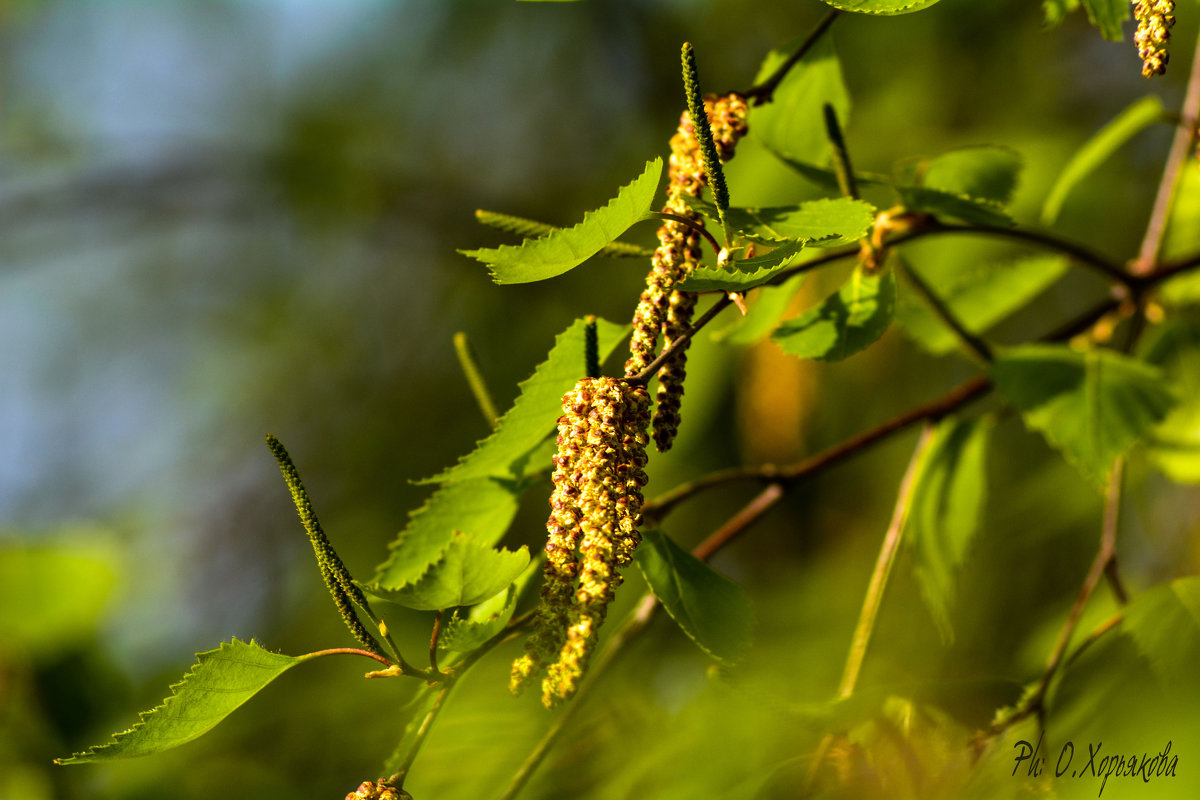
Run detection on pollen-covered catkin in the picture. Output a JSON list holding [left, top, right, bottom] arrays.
[[542, 379, 650, 706], [1134, 1, 1175, 77], [625, 93, 749, 452], [511, 378, 649, 704]]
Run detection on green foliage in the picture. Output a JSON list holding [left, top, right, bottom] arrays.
[[684, 195, 876, 247], [438, 585, 519, 655], [905, 416, 993, 642], [894, 254, 1069, 355], [56, 639, 302, 764], [420, 317, 628, 485], [460, 158, 662, 284], [1122, 576, 1200, 687], [366, 531, 529, 611], [372, 478, 522, 589], [713, 272, 808, 344], [634, 530, 753, 663], [473, 210, 653, 258], [772, 267, 896, 360], [901, 145, 1023, 207], [818, 0, 945, 14], [751, 36, 849, 166], [0, 540, 118, 658], [991, 344, 1178, 485], [1141, 318, 1200, 482], [1080, 0, 1129, 41], [1042, 96, 1166, 225], [679, 241, 808, 292]]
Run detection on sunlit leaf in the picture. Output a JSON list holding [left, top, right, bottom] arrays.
[[364, 531, 530, 611], [56, 639, 301, 764], [905, 416, 993, 642], [894, 254, 1069, 355], [460, 158, 662, 284], [438, 585, 519, 655], [1123, 577, 1200, 687], [372, 477, 521, 589], [991, 344, 1178, 485], [679, 241, 807, 292], [913, 145, 1023, 206], [1042, 96, 1166, 225], [473, 209, 652, 258], [635, 530, 753, 662], [772, 268, 895, 361], [818, 0, 943, 13], [750, 36, 849, 165], [684, 195, 875, 247], [421, 316, 627, 485]]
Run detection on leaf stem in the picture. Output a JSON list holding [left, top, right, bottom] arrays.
[[300, 647, 395, 668], [823, 103, 858, 201], [896, 258, 993, 363], [429, 610, 444, 677], [387, 684, 453, 789], [986, 458, 1128, 736], [454, 332, 500, 429], [741, 9, 841, 105], [1133, 27, 1200, 275]]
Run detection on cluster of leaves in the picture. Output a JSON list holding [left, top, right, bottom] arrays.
[[54, 1, 1200, 797]]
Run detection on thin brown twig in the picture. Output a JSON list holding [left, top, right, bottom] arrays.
[[643, 375, 991, 522], [1134, 30, 1200, 275], [987, 458, 1127, 736]]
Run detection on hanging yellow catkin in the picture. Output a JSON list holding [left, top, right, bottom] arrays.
[[625, 93, 749, 452], [1134, 1, 1175, 78], [510, 378, 650, 706]]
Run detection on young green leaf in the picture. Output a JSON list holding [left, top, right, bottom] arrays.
[[896, 186, 1014, 227], [894, 254, 1069, 355], [420, 316, 628, 485], [772, 268, 895, 361], [363, 531, 530, 611], [56, 639, 302, 764], [459, 158, 662, 284], [766, 148, 891, 195], [634, 529, 753, 663], [1140, 318, 1200, 482], [1080, 0, 1128, 41], [473, 209, 653, 258], [991, 344, 1178, 485], [713, 272, 809, 345], [372, 477, 522, 590], [683, 195, 875, 247], [1042, 96, 1166, 225], [818, 0, 944, 14], [905, 416, 993, 643], [438, 585, 519, 655], [1122, 577, 1200, 688], [911, 146, 1023, 207], [750, 36, 849, 165], [678, 241, 807, 293]]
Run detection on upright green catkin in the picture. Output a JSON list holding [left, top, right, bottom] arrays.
[[510, 378, 650, 706], [266, 434, 385, 658]]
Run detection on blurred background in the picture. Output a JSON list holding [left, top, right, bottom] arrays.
[[2, 1, 1199, 798]]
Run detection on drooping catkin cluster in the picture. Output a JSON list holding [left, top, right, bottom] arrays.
[[624, 93, 749, 452], [1134, 1, 1175, 78], [345, 781, 408, 800], [511, 377, 650, 707]]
